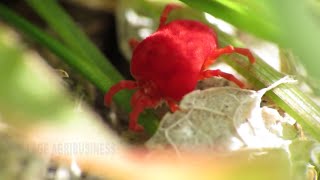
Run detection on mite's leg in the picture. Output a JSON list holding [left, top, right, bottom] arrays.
[[104, 80, 137, 106], [158, 4, 181, 29], [202, 45, 255, 70], [129, 38, 140, 51], [166, 99, 180, 112], [199, 69, 245, 88], [129, 91, 159, 131], [130, 89, 143, 107], [129, 106, 144, 131]]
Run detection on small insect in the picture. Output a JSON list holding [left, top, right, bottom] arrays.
[[105, 4, 255, 131]]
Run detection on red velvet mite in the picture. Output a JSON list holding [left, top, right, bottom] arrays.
[[105, 4, 255, 131]]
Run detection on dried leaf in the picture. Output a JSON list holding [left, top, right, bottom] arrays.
[[146, 77, 295, 154]]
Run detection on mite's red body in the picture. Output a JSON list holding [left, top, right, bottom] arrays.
[[105, 4, 255, 131]]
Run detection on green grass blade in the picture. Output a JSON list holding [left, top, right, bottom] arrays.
[[218, 33, 320, 141], [0, 4, 109, 92], [25, 0, 123, 82], [178, 0, 280, 43]]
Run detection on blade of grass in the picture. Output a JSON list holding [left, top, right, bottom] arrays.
[[178, 0, 280, 43], [0, 4, 109, 92], [0, 4, 158, 134], [218, 33, 320, 141], [25, 0, 122, 82]]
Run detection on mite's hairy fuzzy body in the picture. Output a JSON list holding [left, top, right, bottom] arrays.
[[131, 20, 217, 101], [105, 4, 255, 131]]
